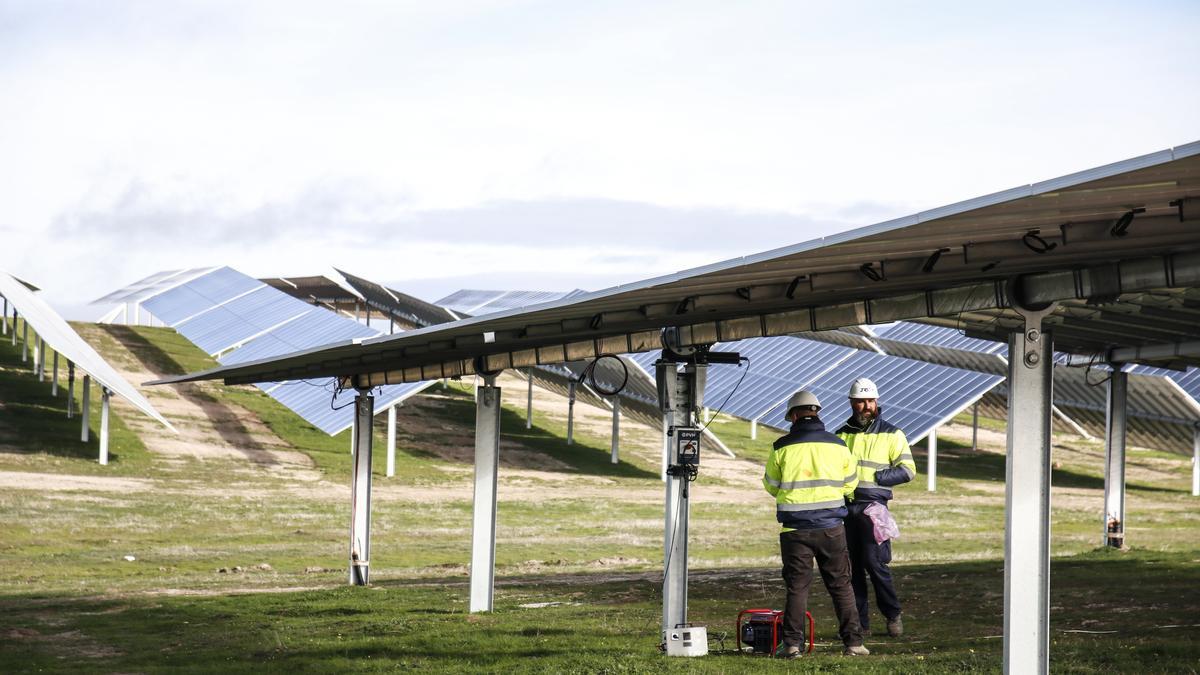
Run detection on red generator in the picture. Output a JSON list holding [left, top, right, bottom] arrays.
[[736, 608, 814, 656]]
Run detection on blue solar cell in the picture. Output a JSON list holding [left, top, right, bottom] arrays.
[[436, 289, 580, 316], [178, 289, 313, 355], [875, 322, 1005, 354], [1166, 367, 1200, 404], [222, 310, 374, 364], [759, 351, 1002, 442], [142, 267, 264, 325], [262, 379, 432, 435]]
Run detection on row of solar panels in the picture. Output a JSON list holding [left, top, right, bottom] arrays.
[[804, 321, 1200, 453], [132, 267, 432, 435]]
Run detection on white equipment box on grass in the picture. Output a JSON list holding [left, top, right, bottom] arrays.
[[665, 626, 708, 657]]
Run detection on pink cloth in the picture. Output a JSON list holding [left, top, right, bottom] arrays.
[[864, 502, 900, 544]]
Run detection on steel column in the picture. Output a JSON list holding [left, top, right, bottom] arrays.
[[926, 428, 938, 492], [21, 320, 28, 361], [35, 336, 44, 381], [349, 390, 374, 585], [52, 351, 59, 396], [750, 418, 757, 441], [11, 310, 17, 346], [1103, 370, 1128, 548], [611, 397, 621, 464], [525, 372, 533, 429], [662, 445, 689, 639], [80, 375, 91, 442], [386, 405, 397, 478], [1192, 425, 1198, 498], [566, 381, 576, 445], [1, 296, 5, 335], [99, 388, 111, 465], [67, 362, 75, 419], [470, 376, 501, 612], [972, 402, 979, 451], [1003, 310, 1054, 675]]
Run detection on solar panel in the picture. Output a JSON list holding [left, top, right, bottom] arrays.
[[1165, 368, 1200, 406], [261, 379, 432, 435], [222, 311, 375, 365], [759, 350, 1003, 443], [90, 267, 215, 305], [875, 322, 1006, 353], [177, 290, 313, 355], [142, 268, 264, 326], [435, 289, 583, 317]]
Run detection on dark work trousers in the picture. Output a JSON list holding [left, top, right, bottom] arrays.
[[779, 525, 864, 648], [845, 503, 902, 629]]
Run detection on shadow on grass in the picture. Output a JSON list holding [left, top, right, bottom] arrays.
[[99, 325, 284, 466], [0, 338, 110, 461], [3, 550, 1196, 672]]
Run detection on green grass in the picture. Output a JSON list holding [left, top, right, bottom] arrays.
[[1, 321, 1198, 672]]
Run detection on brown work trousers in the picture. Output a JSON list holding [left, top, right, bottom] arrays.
[[779, 525, 864, 648]]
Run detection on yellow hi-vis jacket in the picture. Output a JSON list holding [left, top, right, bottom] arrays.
[[763, 416, 859, 530], [836, 415, 917, 503]]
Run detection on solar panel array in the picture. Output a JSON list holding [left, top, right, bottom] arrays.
[[758, 350, 1004, 440], [436, 289, 587, 317], [135, 267, 432, 435], [91, 267, 217, 306], [625, 335, 1000, 443]]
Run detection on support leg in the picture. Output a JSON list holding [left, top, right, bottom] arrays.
[[1003, 309, 1054, 675], [81, 375, 91, 442], [1103, 370, 1128, 548], [67, 362, 75, 419], [662, 456, 689, 640], [526, 372, 533, 430], [349, 390, 374, 585], [52, 351, 59, 396], [1193, 426, 1199, 498], [99, 388, 111, 465], [1, 296, 6, 335], [470, 376, 501, 612], [927, 428, 937, 492], [566, 381, 576, 446], [611, 396, 621, 464], [750, 418, 757, 441], [972, 401, 979, 451], [36, 336, 44, 381], [386, 405, 397, 478]]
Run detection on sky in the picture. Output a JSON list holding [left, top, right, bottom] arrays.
[[1, 0, 1198, 319]]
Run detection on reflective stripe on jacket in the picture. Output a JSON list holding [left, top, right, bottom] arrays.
[[764, 416, 859, 530], [836, 415, 916, 503]]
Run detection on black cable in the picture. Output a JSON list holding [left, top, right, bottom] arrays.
[[697, 356, 751, 435], [575, 353, 628, 396]]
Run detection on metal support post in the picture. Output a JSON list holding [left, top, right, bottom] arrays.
[[526, 372, 533, 429], [11, 310, 17, 346], [972, 401, 979, 451], [35, 336, 44, 381], [470, 376, 502, 612], [52, 351, 59, 396], [1, 296, 6, 335], [1193, 425, 1200, 497], [386, 405, 397, 478], [67, 362, 75, 418], [1103, 369, 1128, 548], [611, 396, 621, 464], [133, 303, 140, 325], [99, 388, 111, 465], [349, 390, 374, 585], [1003, 295, 1055, 675], [927, 428, 937, 492], [750, 418, 757, 441], [566, 381, 576, 445], [661, 360, 704, 645], [80, 375, 91, 442]]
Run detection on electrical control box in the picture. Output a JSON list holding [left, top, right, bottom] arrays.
[[675, 427, 700, 466], [665, 626, 708, 657]]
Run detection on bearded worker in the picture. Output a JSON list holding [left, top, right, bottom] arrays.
[[764, 390, 868, 658], [836, 377, 917, 638]]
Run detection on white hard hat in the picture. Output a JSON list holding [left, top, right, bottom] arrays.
[[786, 390, 822, 411], [848, 377, 879, 399]]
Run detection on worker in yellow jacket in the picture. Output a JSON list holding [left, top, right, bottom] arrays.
[[836, 377, 917, 638], [764, 390, 869, 658]]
